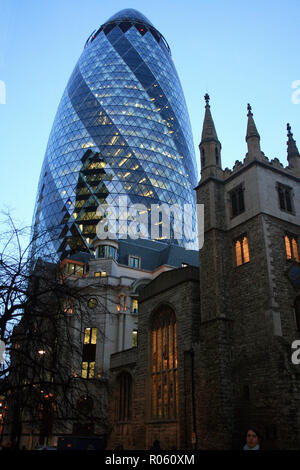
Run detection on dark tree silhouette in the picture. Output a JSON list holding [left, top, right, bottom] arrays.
[[0, 212, 112, 449]]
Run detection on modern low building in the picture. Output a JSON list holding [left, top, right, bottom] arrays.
[[60, 238, 198, 379], [2, 237, 198, 449]]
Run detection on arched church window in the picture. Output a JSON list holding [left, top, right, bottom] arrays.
[[285, 234, 299, 262], [277, 183, 294, 213], [234, 235, 250, 267], [151, 306, 177, 420]]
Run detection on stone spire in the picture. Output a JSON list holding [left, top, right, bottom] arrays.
[[201, 93, 220, 144], [245, 104, 263, 161], [287, 123, 300, 173], [199, 94, 222, 180]]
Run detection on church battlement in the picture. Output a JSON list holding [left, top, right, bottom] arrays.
[[199, 96, 300, 184], [223, 154, 295, 180]]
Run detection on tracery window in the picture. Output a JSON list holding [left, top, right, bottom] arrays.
[[151, 307, 177, 420], [234, 235, 250, 267], [277, 183, 294, 213], [230, 184, 245, 218], [285, 234, 299, 262]]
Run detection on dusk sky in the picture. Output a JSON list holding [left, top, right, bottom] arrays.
[[1, 0, 299, 228]]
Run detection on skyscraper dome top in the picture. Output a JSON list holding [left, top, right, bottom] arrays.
[[33, 8, 198, 260], [85, 8, 168, 54], [105, 8, 154, 27]]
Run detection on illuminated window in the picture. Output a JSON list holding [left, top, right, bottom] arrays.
[[65, 262, 84, 277], [230, 184, 245, 218], [132, 299, 138, 314], [94, 271, 107, 277], [277, 183, 294, 213], [129, 255, 140, 269], [285, 234, 299, 262], [117, 295, 127, 312], [94, 271, 106, 277], [88, 298, 98, 309], [117, 372, 132, 422], [81, 328, 97, 379], [151, 307, 177, 420], [235, 235, 250, 267], [132, 329, 138, 347], [63, 297, 73, 315]]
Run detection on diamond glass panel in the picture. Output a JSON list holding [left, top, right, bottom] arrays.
[[32, 9, 198, 260]]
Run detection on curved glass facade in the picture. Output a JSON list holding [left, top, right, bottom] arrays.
[[32, 9, 198, 259]]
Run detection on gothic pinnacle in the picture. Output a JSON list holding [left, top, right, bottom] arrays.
[[287, 122, 300, 162], [201, 94, 219, 144], [246, 103, 260, 141]]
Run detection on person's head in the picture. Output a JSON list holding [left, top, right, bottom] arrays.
[[245, 428, 262, 449]]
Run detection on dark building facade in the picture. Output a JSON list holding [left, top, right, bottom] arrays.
[[107, 98, 300, 450]]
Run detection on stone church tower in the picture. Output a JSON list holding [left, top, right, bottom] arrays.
[[196, 95, 300, 449], [106, 96, 300, 450]]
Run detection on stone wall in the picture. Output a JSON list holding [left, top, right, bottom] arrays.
[[107, 154, 300, 450], [108, 268, 200, 450], [196, 160, 300, 449]]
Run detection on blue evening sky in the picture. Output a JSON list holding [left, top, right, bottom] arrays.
[[0, 0, 299, 227]]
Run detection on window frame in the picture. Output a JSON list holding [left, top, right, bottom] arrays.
[[65, 262, 85, 277], [88, 297, 98, 309], [234, 234, 250, 267], [97, 245, 117, 259], [117, 294, 127, 312], [229, 183, 245, 219], [63, 296, 73, 315], [81, 327, 97, 379], [132, 329, 138, 347], [284, 233, 299, 262], [276, 182, 295, 215], [128, 255, 141, 269], [150, 306, 177, 421], [132, 298, 138, 314], [94, 271, 107, 278]]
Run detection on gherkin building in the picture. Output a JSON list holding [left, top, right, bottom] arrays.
[[32, 9, 198, 260]]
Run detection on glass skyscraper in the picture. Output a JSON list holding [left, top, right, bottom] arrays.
[[32, 9, 198, 259]]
